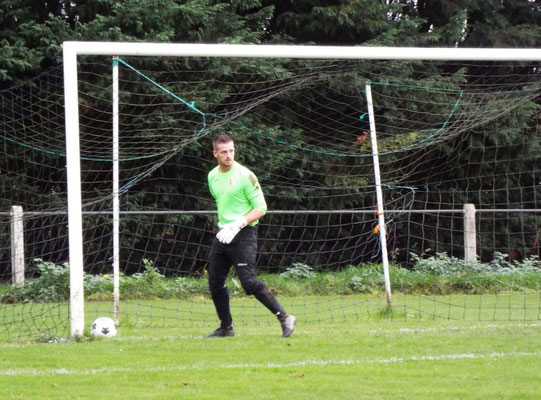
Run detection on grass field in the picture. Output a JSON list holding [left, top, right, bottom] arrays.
[[1, 294, 541, 399]]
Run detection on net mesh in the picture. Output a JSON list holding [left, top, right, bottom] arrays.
[[0, 55, 540, 339]]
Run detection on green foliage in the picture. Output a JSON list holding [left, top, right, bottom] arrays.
[[0, 258, 208, 303], [280, 262, 315, 280], [262, 0, 417, 45], [1, 0, 540, 276], [0, 258, 71, 302], [2, 254, 541, 304], [412, 252, 541, 276]]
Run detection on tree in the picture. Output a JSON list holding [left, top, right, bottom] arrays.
[[1, 0, 539, 274]]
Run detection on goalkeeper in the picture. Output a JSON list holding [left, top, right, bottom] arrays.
[[205, 134, 296, 338]]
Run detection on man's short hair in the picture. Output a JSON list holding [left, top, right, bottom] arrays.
[[212, 134, 234, 150]]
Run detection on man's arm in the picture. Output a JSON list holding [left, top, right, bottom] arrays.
[[216, 209, 263, 244], [244, 208, 265, 225], [215, 207, 265, 245]]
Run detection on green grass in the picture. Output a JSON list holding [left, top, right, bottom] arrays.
[[1, 295, 541, 399], [1, 292, 540, 341]]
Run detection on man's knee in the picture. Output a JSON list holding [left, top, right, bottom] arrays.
[[241, 278, 264, 295], [236, 264, 263, 295]]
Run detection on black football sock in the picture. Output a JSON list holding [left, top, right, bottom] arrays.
[[253, 285, 287, 321]]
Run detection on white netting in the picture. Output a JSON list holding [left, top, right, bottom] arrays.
[[0, 55, 539, 338]]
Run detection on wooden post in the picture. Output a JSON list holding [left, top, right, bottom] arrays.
[[464, 203, 477, 260], [10, 205, 25, 285]]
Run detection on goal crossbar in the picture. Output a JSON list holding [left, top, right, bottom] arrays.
[[64, 41, 541, 60]]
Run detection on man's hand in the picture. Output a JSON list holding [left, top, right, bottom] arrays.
[[216, 216, 248, 244]]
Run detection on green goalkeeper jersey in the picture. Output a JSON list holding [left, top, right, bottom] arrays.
[[208, 161, 267, 227]]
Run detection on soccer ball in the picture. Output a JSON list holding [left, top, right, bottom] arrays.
[[90, 317, 117, 338]]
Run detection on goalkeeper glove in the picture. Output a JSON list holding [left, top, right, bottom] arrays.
[[216, 216, 248, 244]]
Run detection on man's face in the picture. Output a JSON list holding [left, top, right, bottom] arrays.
[[213, 141, 235, 171]]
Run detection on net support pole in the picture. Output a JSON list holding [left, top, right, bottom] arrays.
[[112, 57, 121, 326], [365, 82, 392, 307], [63, 42, 85, 337]]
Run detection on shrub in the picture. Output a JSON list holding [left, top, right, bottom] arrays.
[[411, 252, 541, 276], [1, 253, 540, 303], [3, 258, 71, 302], [280, 263, 316, 280]]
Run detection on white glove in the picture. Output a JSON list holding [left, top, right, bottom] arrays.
[[216, 217, 248, 244]]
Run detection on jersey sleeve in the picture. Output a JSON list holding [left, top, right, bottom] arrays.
[[244, 172, 267, 214], [208, 173, 216, 200]]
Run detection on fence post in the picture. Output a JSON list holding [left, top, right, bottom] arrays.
[[10, 205, 25, 285], [464, 203, 477, 260]]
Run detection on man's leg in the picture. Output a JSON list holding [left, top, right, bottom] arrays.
[[207, 238, 234, 335], [230, 227, 296, 337]]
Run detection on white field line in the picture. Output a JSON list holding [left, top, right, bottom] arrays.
[[2, 351, 540, 377], [393, 322, 541, 334]]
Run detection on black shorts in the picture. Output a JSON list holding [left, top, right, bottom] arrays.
[[208, 225, 259, 292]]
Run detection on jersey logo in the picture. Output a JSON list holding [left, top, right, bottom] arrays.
[[249, 174, 260, 190], [229, 178, 233, 185]]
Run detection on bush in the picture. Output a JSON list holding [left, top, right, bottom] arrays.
[[1, 254, 540, 303], [280, 263, 316, 280], [1, 258, 207, 303], [3, 258, 71, 302], [411, 252, 541, 276]]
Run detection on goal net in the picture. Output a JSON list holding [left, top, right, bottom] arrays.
[[0, 43, 540, 339]]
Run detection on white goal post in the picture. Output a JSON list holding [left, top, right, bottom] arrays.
[[63, 41, 541, 337]]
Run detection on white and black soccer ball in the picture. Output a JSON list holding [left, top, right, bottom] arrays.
[[90, 317, 117, 338]]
